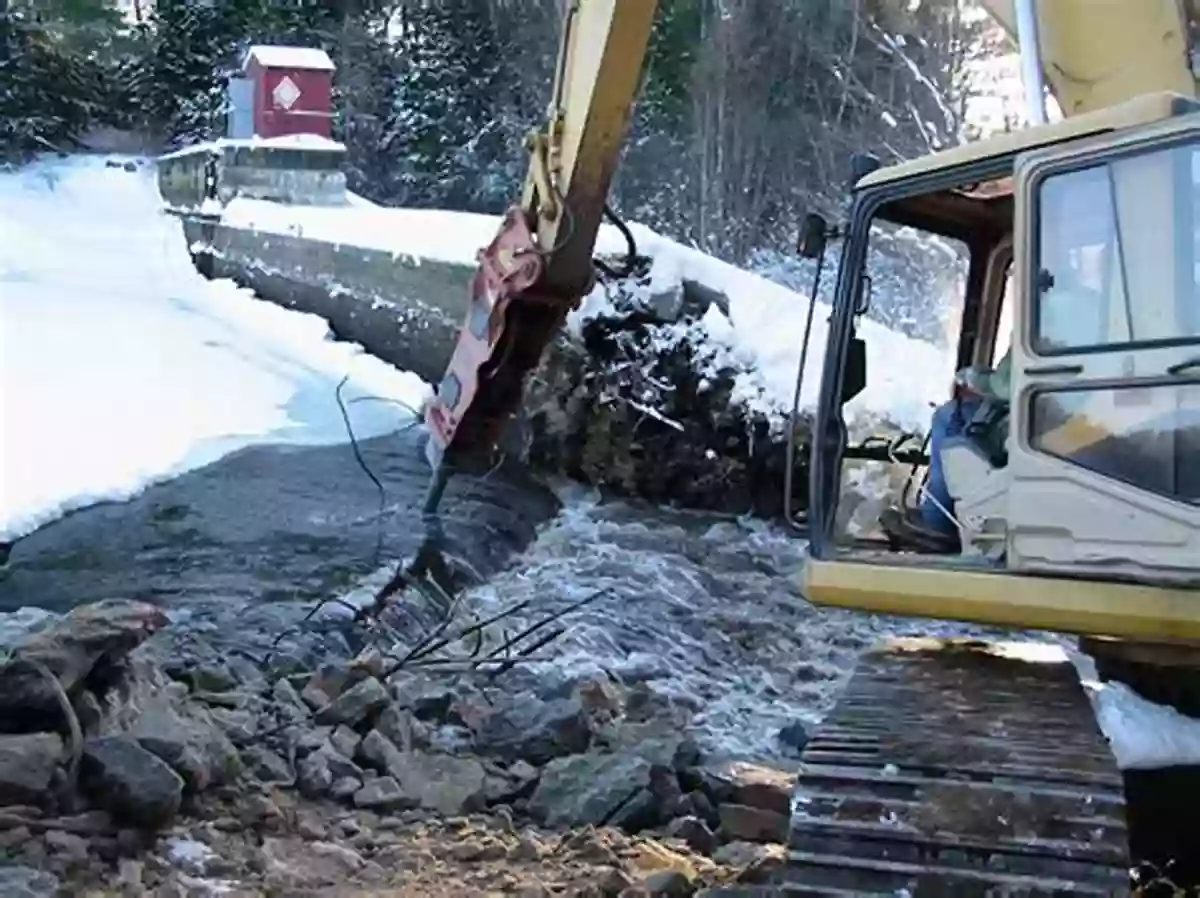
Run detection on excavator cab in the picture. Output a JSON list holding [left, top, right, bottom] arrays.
[[802, 93, 1200, 644]]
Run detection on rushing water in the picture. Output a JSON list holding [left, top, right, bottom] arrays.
[[331, 477, 1007, 766]]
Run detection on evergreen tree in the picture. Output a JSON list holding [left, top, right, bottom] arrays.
[[387, 0, 509, 209], [0, 10, 108, 156]]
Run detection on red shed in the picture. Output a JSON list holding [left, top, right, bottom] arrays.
[[241, 45, 336, 139]]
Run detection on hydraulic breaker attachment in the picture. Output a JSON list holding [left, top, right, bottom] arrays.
[[423, 206, 563, 472], [422, 0, 658, 473]]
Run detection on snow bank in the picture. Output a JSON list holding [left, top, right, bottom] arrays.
[[157, 133, 347, 162], [1070, 650, 1200, 770], [0, 156, 431, 542], [222, 198, 956, 433]]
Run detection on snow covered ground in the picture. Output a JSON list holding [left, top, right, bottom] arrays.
[[0, 155, 430, 542], [222, 197, 957, 433]]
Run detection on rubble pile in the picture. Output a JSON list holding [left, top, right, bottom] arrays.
[[0, 599, 808, 897], [522, 273, 807, 519]]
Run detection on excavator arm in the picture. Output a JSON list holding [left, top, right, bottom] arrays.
[[423, 1, 658, 472], [980, 0, 1197, 119]]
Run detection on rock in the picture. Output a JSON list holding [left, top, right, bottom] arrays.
[[357, 729, 399, 773], [241, 792, 281, 824], [190, 664, 238, 694], [688, 761, 792, 815], [475, 693, 595, 765], [645, 279, 687, 322], [272, 678, 307, 714], [80, 736, 184, 829], [164, 835, 217, 875], [0, 600, 169, 724], [608, 788, 661, 833], [330, 776, 362, 800], [297, 817, 327, 840], [449, 836, 507, 862], [349, 646, 385, 678], [115, 858, 144, 893], [776, 721, 809, 755], [0, 732, 63, 803], [43, 828, 90, 860], [710, 842, 786, 882], [0, 865, 60, 898], [209, 707, 257, 743], [665, 816, 718, 855], [360, 728, 488, 813], [0, 825, 31, 849], [637, 869, 696, 897], [598, 866, 635, 896], [293, 726, 333, 756], [193, 689, 246, 709], [331, 724, 361, 758], [72, 690, 105, 736], [529, 752, 655, 828], [375, 704, 416, 751], [386, 751, 489, 816], [242, 746, 293, 785], [717, 803, 789, 844], [296, 752, 333, 798], [298, 743, 363, 798], [352, 775, 414, 811], [130, 703, 242, 792], [314, 676, 388, 727]]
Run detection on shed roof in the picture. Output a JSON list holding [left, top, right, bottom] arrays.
[[243, 45, 336, 72]]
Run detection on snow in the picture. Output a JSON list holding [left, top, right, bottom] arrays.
[[1070, 649, 1200, 770], [0, 156, 431, 542], [222, 197, 956, 433], [157, 133, 346, 163], [243, 45, 335, 72]]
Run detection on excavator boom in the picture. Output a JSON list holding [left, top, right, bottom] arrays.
[[422, 1, 657, 472], [980, 0, 1198, 117]]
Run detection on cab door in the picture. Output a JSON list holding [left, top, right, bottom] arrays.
[[1006, 115, 1200, 584]]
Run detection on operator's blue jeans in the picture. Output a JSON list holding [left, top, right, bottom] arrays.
[[920, 397, 982, 534]]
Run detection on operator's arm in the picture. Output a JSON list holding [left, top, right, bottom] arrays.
[[955, 347, 1012, 403], [987, 349, 1013, 402]]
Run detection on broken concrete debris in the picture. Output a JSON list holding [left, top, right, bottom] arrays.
[[0, 599, 806, 894]]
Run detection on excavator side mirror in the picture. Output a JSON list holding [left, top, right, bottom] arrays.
[[849, 152, 881, 188], [797, 212, 829, 259], [841, 335, 867, 404]]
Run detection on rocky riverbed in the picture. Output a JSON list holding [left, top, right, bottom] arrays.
[[0, 597, 813, 897]]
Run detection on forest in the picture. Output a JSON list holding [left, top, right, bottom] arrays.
[[0, 0, 1015, 341]]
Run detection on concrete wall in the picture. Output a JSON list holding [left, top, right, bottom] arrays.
[[158, 141, 348, 216], [185, 218, 470, 387]]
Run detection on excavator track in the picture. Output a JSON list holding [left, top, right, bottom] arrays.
[[706, 638, 1133, 897]]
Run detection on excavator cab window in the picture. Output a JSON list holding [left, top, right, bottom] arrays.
[[811, 172, 1011, 551]]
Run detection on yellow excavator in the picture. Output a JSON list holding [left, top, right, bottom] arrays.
[[417, 0, 1200, 892]]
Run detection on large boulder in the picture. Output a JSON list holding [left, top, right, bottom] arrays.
[[79, 736, 184, 828], [0, 601, 169, 729]]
